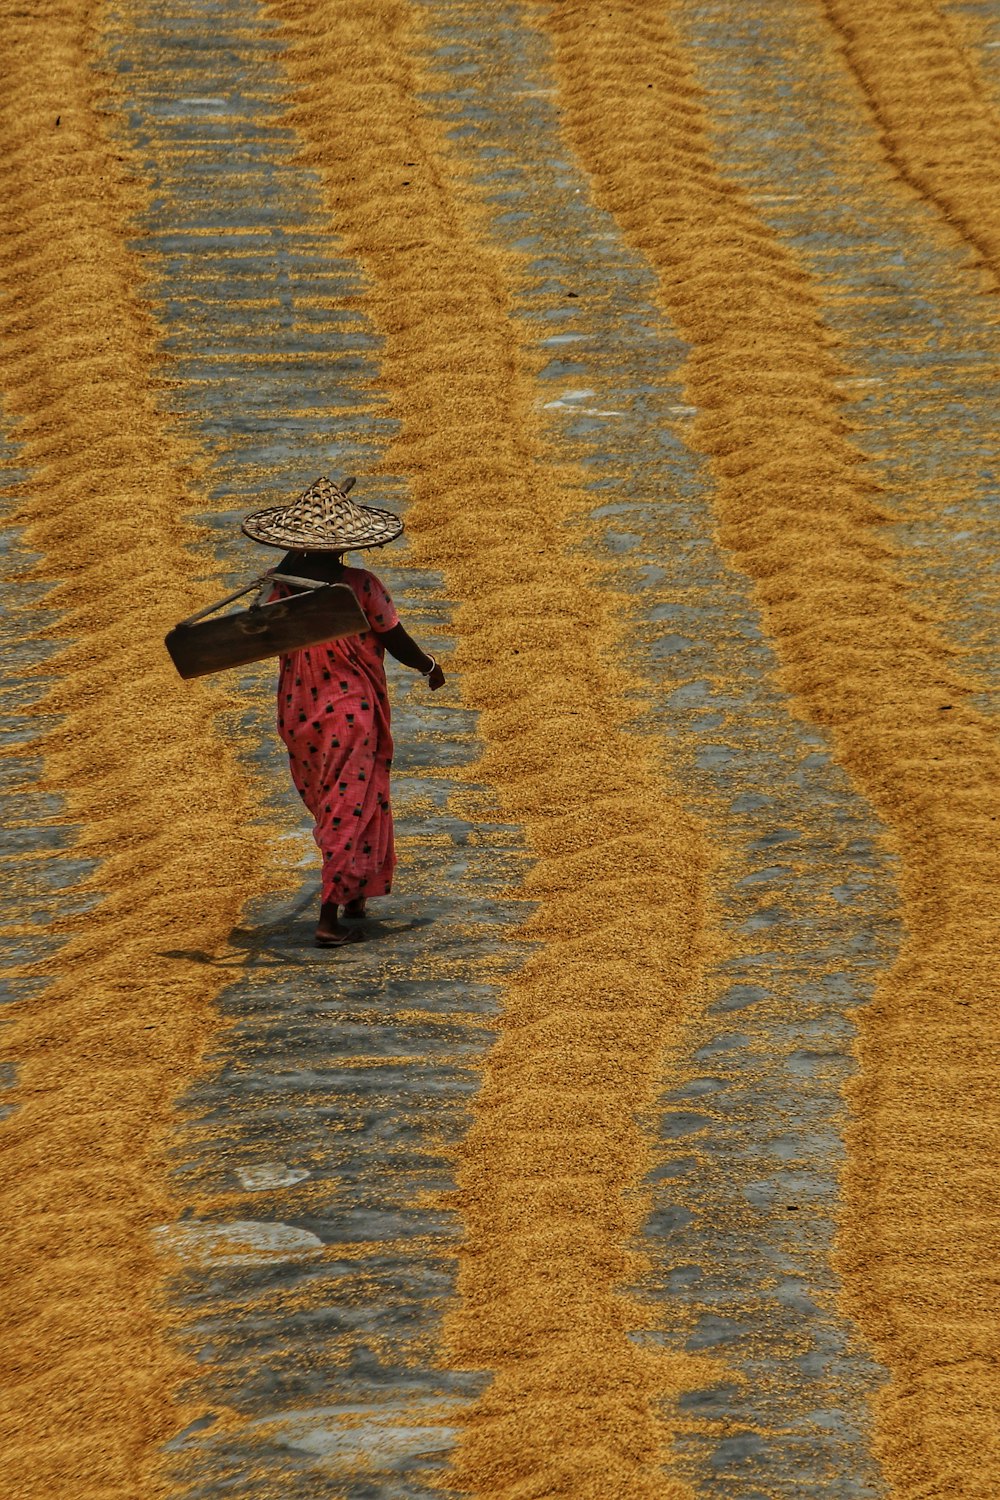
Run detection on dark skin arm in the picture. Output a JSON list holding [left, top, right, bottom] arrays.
[[377, 621, 445, 690]]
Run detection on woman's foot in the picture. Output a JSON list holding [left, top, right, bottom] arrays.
[[343, 897, 367, 920], [315, 900, 364, 947]]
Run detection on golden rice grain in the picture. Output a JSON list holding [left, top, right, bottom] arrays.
[[822, 0, 1000, 283], [261, 0, 715, 1494], [537, 1, 1000, 1492], [0, 5, 274, 1495]]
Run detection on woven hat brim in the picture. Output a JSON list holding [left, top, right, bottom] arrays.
[[241, 504, 403, 552]]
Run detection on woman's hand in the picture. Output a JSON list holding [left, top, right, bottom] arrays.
[[376, 622, 446, 689]]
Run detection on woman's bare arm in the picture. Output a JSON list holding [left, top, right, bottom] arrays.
[[376, 622, 445, 690]]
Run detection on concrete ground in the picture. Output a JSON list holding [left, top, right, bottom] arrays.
[[2, 2, 997, 1498]]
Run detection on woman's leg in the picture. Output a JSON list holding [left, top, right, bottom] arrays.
[[280, 685, 384, 943], [314, 899, 363, 947]]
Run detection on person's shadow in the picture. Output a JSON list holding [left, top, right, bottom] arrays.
[[160, 891, 433, 970]]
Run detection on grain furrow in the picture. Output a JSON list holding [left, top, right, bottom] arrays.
[[0, 4, 273, 1496], [820, 0, 1000, 283], [259, 1, 713, 1496], [537, 1, 1000, 1494]]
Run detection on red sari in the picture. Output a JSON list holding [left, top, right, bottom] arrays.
[[275, 567, 398, 906]]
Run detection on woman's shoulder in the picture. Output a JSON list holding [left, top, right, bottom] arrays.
[[342, 564, 386, 593]]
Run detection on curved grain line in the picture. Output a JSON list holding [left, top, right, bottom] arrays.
[[536, 1, 1000, 1494], [0, 4, 273, 1496], [820, 0, 1000, 284], [261, 0, 713, 1495]]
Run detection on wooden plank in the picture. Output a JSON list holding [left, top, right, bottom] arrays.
[[165, 582, 369, 678]]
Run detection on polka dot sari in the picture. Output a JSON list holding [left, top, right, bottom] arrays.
[[274, 567, 399, 906]]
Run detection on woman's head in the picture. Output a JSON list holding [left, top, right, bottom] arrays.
[[284, 546, 349, 568]]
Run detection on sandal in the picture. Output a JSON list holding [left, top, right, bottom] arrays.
[[314, 925, 364, 948]]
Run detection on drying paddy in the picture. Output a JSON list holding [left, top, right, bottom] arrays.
[[1, 3, 996, 1499]]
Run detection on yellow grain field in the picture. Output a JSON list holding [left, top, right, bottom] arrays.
[[0, 0, 996, 1498], [262, 4, 715, 1493], [537, 4, 1000, 1493], [0, 2, 277, 1495]]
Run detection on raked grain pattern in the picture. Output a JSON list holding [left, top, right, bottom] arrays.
[[421, 8, 901, 1494], [3, 0, 998, 1496], [537, 1, 1000, 1495], [258, 1, 716, 1495], [99, 4, 535, 1494], [0, 3, 276, 1496], [821, 0, 1000, 285]]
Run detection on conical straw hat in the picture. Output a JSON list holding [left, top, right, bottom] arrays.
[[241, 476, 403, 552]]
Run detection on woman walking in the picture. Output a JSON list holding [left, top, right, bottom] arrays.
[[242, 477, 444, 947]]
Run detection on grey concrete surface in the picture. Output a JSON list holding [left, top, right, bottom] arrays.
[[673, 0, 999, 706], [418, 6, 898, 1495], [104, 4, 530, 1494], [8, 0, 993, 1496], [0, 428, 102, 1014]]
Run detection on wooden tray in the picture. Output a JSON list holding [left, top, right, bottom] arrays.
[[166, 582, 368, 679]]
